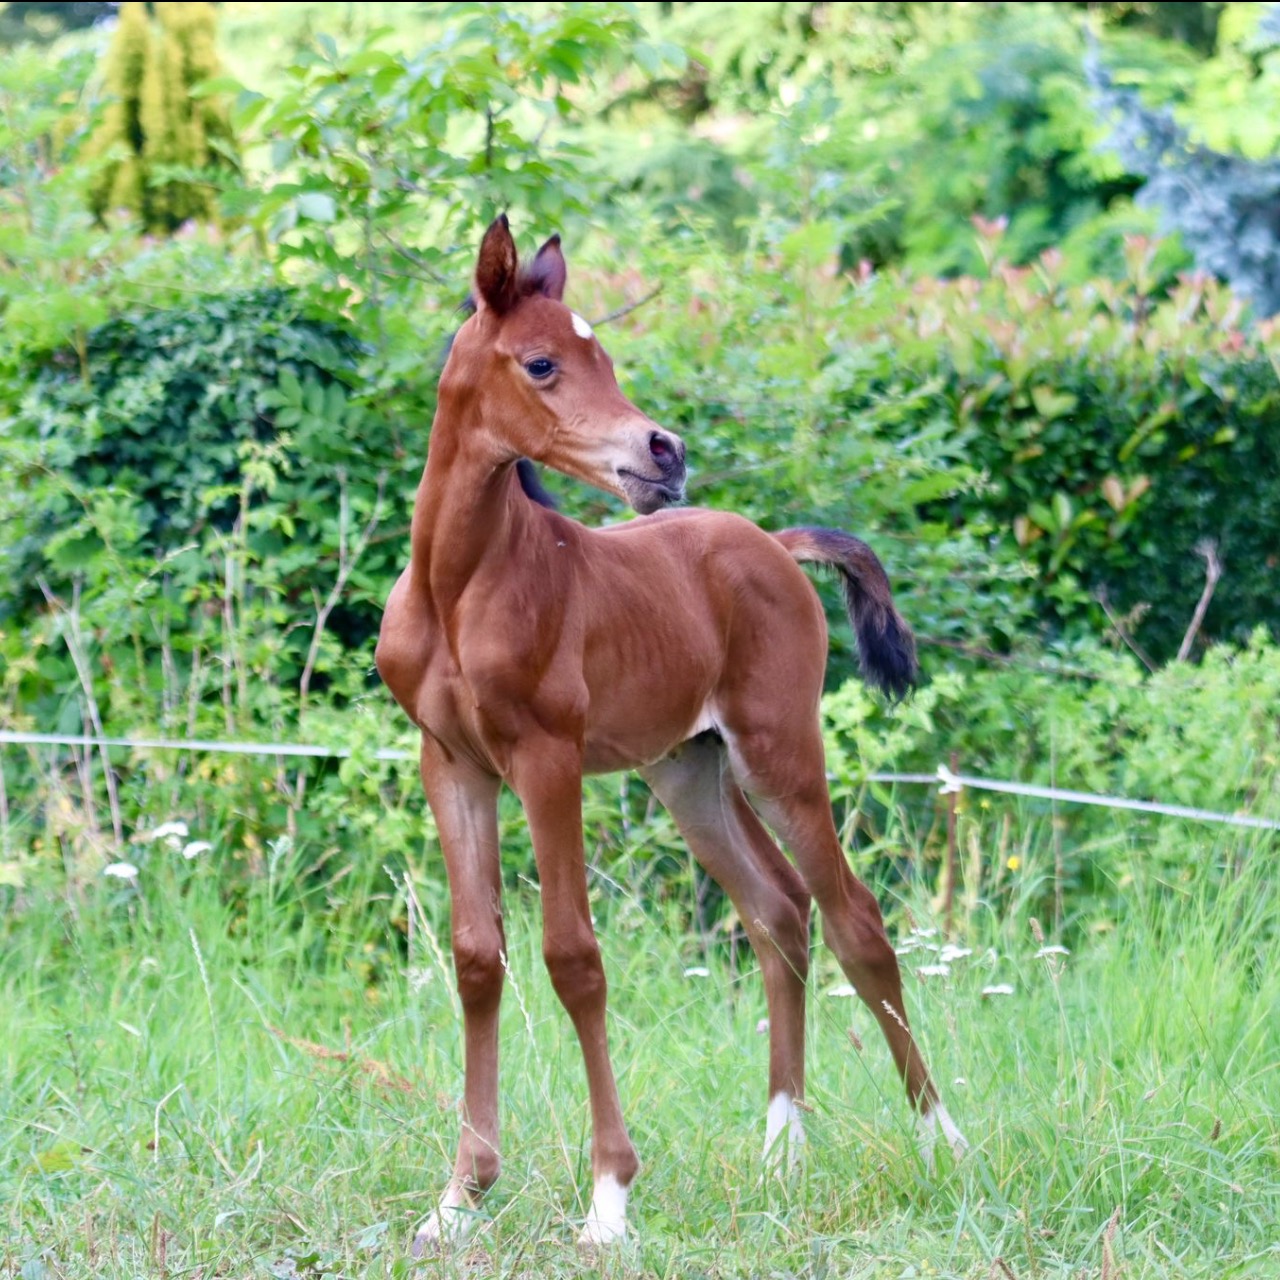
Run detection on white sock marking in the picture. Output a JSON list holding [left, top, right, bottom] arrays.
[[918, 1100, 970, 1171], [763, 1092, 806, 1171], [414, 1182, 478, 1251], [579, 1173, 628, 1245], [570, 311, 595, 340]]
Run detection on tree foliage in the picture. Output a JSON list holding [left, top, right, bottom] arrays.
[[1089, 38, 1280, 316], [0, 1, 115, 47], [86, 1, 235, 232]]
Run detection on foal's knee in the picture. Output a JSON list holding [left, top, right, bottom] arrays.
[[452, 931, 505, 1014], [543, 930, 606, 1017]]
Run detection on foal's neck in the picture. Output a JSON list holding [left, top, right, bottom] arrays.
[[411, 416, 542, 612]]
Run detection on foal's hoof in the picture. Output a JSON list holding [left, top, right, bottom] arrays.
[[410, 1231, 439, 1260], [578, 1217, 627, 1249], [918, 1101, 970, 1173], [411, 1204, 477, 1256]]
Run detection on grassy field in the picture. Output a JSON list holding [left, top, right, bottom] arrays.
[[1, 826, 1276, 1279]]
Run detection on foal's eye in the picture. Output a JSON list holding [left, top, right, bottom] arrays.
[[525, 357, 556, 380]]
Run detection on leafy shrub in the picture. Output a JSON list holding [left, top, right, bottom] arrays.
[[230, 2, 684, 429], [614, 4, 1193, 277], [825, 235, 1280, 660], [824, 628, 1280, 927], [4, 287, 406, 645], [1089, 48, 1280, 318]]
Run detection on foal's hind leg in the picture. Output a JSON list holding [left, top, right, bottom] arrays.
[[722, 724, 969, 1165], [642, 733, 811, 1170]]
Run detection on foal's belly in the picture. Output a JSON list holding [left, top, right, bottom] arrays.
[[581, 689, 718, 775]]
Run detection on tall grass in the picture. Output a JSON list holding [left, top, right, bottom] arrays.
[[1, 823, 1276, 1278]]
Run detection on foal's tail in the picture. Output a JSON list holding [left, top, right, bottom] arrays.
[[774, 527, 918, 702]]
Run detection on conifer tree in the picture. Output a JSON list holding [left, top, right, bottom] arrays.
[[87, 0, 235, 232], [87, 0, 147, 221]]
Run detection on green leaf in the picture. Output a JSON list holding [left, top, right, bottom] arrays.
[[324, 381, 348, 422], [295, 192, 337, 223], [304, 379, 325, 419], [1030, 386, 1078, 420], [901, 473, 959, 504], [1052, 491, 1073, 530], [344, 49, 400, 75], [278, 369, 303, 406]]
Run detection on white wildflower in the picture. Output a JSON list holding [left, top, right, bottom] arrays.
[[826, 983, 858, 998], [755, 1018, 770, 1035], [683, 966, 710, 979], [939, 945, 973, 963], [916, 964, 951, 978], [181, 841, 212, 860], [148, 821, 189, 843], [406, 967, 434, 992], [1035, 945, 1070, 959], [982, 984, 1015, 997], [896, 936, 940, 956], [104, 861, 139, 879]]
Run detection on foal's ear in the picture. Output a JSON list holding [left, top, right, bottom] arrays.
[[525, 234, 567, 302], [475, 214, 519, 315]]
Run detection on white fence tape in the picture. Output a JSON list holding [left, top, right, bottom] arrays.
[[1, 729, 1277, 833], [0, 729, 413, 762], [881, 765, 1280, 832]]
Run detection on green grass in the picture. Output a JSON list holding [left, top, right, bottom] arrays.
[[1, 833, 1277, 1279]]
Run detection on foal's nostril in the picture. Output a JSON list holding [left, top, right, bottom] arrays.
[[649, 431, 682, 472]]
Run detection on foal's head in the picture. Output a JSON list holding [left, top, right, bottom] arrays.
[[442, 216, 686, 515]]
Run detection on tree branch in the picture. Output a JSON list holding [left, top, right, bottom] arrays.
[[1093, 586, 1156, 673], [592, 283, 663, 327], [37, 575, 124, 845], [1176, 539, 1222, 661]]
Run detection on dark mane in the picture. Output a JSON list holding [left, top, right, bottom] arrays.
[[516, 458, 558, 509]]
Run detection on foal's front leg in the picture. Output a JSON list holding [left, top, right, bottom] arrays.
[[414, 743, 505, 1255], [512, 740, 640, 1244]]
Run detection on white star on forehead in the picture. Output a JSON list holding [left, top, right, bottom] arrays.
[[571, 312, 594, 340]]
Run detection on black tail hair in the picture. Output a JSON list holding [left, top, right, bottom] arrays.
[[775, 526, 918, 701]]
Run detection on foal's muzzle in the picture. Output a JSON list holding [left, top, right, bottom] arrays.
[[619, 428, 686, 514]]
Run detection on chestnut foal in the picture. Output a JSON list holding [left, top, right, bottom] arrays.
[[376, 217, 966, 1252]]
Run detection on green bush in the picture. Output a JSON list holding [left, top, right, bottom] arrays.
[[829, 238, 1280, 660], [85, 1, 237, 233], [824, 628, 1280, 928], [3, 287, 406, 646]]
